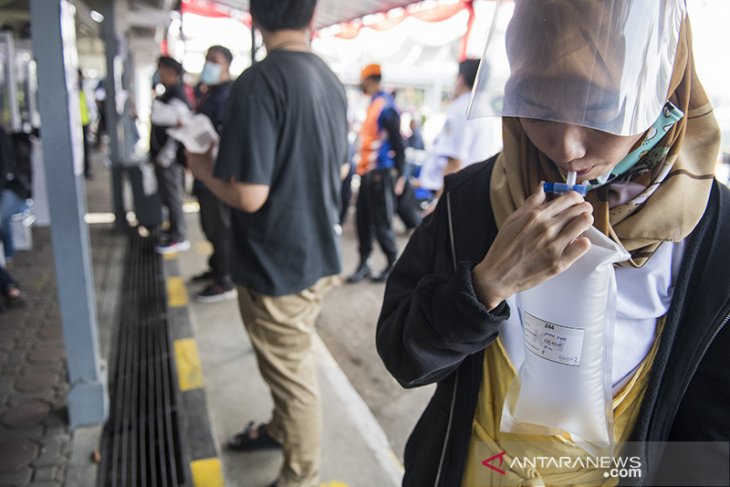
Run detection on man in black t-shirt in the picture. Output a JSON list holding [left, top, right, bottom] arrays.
[[187, 1, 348, 485]]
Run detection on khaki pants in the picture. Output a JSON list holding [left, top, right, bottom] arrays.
[[237, 277, 334, 487]]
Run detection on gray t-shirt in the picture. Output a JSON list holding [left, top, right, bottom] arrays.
[[214, 50, 348, 296]]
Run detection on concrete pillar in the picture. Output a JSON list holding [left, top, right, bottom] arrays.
[[29, 0, 108, 428], [101, 0, 127, 231]]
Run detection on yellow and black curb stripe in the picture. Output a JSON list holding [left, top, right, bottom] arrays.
[[163, 252, 224, 487]]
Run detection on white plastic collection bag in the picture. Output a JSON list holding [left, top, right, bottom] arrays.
[[501, 226, 630, 452]]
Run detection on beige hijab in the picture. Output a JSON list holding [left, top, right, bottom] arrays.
[[490, 2, 720, 267]]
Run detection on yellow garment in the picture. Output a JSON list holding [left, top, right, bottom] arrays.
[[79, 90, 90, 126], [489, 10, 720, 268], [462, 317, 665, 487]]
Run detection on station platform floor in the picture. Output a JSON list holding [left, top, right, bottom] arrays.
[[1, 150, 434, 487], [174, 208, 407, 487]]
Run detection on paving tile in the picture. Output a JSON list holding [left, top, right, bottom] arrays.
[[43, 425, 68, 441], [0, 377, 13, 396], [1, 401, 52, 427], [0, 466, 33, 486], [34, 436, 70, 468], [0, 328, 17, 349], [0, 440, 39, 470], [32, 466, 57, 482], [27, 348, 65, 366], [37, 327, 63, 341], [8, 391, 57, 407], [42, 410, 67, 428], [14, 373, 59, 394], [5, 350, 26, 367], [0, 425, 45, 441]]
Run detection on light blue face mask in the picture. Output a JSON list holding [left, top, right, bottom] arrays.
[[583, 102, 684, 191], [200, 61, 223, 86]]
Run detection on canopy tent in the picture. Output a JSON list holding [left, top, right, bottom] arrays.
[[176, 0, 494, 143], [206, 0, 426, 30]]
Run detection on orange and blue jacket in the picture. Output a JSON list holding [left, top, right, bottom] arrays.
[[358, 91, 404, 176]]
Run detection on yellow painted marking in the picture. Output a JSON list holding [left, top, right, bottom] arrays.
[[320, 483, 349, 487], [191, 457, 224, 487], [174, 339, 204, 391], [195, 241, 214, 255], [166, 276, 188, 307]]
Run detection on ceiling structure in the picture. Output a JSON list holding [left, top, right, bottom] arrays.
[[213, 0, 425, 29], [0, 0, 429, 72], [0, 0, 425, 38]]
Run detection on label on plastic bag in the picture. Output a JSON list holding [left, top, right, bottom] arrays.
[[524, 312, 585, 367]]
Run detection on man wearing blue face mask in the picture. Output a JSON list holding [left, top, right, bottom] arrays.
[[191, 45, 236, 302]]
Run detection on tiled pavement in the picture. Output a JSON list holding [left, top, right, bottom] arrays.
[[0, 153, 123, 487], [0, 227, 72, 487]]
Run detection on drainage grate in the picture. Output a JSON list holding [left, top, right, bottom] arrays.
[[100, 231, 190, 487]]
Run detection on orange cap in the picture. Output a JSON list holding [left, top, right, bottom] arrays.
[[360, 63, 382, 81]]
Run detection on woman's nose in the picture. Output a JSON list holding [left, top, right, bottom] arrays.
[[551, 124, 587, 163]]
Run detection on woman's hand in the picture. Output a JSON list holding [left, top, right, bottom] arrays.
[[472, 183, 593, 310]]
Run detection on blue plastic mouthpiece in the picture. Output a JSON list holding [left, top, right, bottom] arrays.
[[543, 182, 587, 196], [544, 171, 587, 196]]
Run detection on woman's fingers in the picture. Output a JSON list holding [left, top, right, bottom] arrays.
[[542, 190, 587, 219], [546, 200, 593, 236], [560, 235, 592, 268], [505, 181, 546, 224], [554, 210, 594, 249]]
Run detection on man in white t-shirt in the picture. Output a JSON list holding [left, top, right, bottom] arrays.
[[419, 59, 501, 197]]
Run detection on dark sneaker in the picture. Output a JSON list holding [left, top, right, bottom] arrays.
[[195, 283, 236, 303], [346, 261, 372, 284], [154, 238, 190, 255], [372, 261, 396, 283], [4, 286, 26, 309], [190, 269, 215, 283]]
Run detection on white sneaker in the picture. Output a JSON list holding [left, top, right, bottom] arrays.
[[155, 239, 190, 255]]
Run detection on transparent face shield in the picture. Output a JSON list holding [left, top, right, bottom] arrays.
[[467, 0, 687, 137]]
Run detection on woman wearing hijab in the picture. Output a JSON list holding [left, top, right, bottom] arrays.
[[376, 1, 729, 486]]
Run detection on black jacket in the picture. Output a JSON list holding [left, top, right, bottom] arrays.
[[149, 83, 191, 166], [0, 125, 32, 199], [193, 81, 232, 195], [197, 81, 232, 135], [377, 158, 730, 487]]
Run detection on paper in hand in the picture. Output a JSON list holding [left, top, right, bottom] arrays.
[[151, 99, 186, 126], [166, 114, 219, 154]]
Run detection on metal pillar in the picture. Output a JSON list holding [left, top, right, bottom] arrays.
[[101, 0, 127, 231], [29, 0, 108, 428]]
